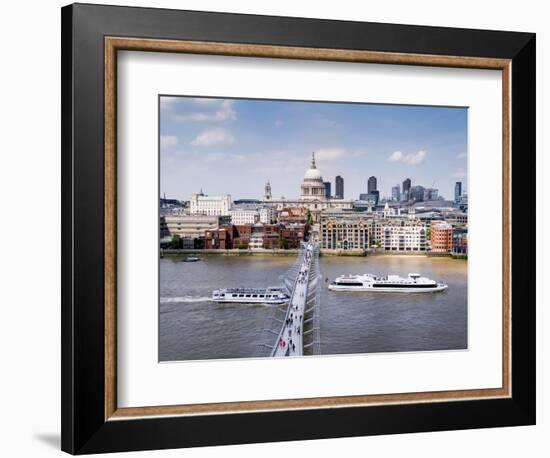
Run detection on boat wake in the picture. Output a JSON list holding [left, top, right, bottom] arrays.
[[160, 296, 212, 304]]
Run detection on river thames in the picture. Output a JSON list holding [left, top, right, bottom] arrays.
[[159, 255, 467, 362]]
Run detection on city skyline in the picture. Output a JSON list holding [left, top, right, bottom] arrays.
[[160, 96, 468, 201]]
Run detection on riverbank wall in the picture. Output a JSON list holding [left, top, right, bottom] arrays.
[[162, 248, 466, 259], [162, 249, 300, 256]]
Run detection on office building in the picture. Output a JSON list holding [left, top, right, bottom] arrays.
[[160, 214, 219, 239], [409, 185, 425, 202], [368, 176, 377, 194], [402, 178, 411, 194], [190, 192, 231, 216], [320, 212, 372, 251], [423, 188, 439, 201], [452, 227, 468, 256], [323, 181, 332, 198], [335, 175, 344, 199], [380, 220, 427, 252], [229, 205, 275, 225], [455, 181, 462, 203], [391, 185, 400, 201]]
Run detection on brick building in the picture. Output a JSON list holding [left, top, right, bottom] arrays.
[[278, 207, 308, 224], [280, 223, 307, 249], [430, 221, 453, 253], [452, 227, 468, 256], [205, 225, 234, 249]]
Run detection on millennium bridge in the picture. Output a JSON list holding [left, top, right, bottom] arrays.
[[257, 242, 321, 357]]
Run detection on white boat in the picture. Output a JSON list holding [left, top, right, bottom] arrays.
[[212, 287, 290, 304], [328, 273, 448, 293]]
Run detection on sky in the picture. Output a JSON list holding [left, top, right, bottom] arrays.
[[160, 96, 468, 201]]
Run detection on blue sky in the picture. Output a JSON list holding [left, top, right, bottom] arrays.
[[160, 96, 467, 201]]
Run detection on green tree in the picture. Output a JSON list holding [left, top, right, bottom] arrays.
[[170, 234, 182, 249], [306, 209, 313, 226], [280, 237, 289, 250]]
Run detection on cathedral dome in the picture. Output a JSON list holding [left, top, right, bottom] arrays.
[[303, 152, 323, 182], [301, 152, 327, 200], [304, 167, 323, 181]]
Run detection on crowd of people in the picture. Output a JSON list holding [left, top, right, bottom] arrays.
[[276, 244, 314, 356]]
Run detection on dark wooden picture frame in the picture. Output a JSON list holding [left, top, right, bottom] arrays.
[[61, 3, 536, 454]]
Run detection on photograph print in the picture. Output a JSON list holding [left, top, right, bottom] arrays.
[[159, 95, 468, 362]]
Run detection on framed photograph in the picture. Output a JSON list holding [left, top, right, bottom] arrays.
[[61, 3, 536, 454]]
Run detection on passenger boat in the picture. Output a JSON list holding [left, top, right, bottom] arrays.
[[182, 256, 201, 262], [212, 287, 290, 304], [328, 273, 447, 293]]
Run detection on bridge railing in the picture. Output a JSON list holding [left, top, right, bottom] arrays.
[[269, 242, 310, 357], [255, 244, 305, 357], [303, 243, 321, 355], [255, 242, 322, 357]]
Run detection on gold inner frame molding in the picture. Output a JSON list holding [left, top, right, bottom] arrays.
[[104, 36, 512, 421]]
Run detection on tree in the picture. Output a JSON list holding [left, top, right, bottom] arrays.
[[280, 237, 289, 250], [306, 209, 313, 226], [170, 234, 182, 249]]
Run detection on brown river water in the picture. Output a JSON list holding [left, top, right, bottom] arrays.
[[159, 255, 467, 361]]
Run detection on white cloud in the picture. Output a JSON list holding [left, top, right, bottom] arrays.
[[315, 148, 346, 161], [173, 100, 236, 122], [160, 135, 178, 148], [456, 152, 467, 159], [387, 150, 427, 165], [388, 151, 404, 162], [191, 128, 235, 147], [205, 152, 245, 162]]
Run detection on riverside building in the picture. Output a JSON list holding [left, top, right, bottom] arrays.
[[320, 208, 429, 253], [452, 227, 468, 256], [379, 220, 428, 252], [229, 204, 276, 225], [320, 212, 372, 251], [190, 192, 231, 216], [160, 214, 219, 240], [430, 221, 453, 253]]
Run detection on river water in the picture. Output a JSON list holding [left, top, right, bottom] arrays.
[[159, 255, 467, 361]]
